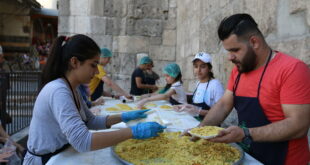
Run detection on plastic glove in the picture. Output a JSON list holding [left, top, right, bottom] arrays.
[[180, 104, 202, 116], [172, 104, 185, 112], [121, 109, 150, 122], [130, 122, 166, 139], [136, 99, 148, 109]]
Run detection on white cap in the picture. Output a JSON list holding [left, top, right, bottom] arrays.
[[192, 52, 212, 63]]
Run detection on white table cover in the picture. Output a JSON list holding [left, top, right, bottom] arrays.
[[47, 99, 262, 165]]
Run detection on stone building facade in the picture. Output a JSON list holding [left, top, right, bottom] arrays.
[[58, 0, 309, 130], [0, 0, 40, 55], [58, 0, 177, 92], [58, 0, 310, 94], [177, 0, 310, 92]]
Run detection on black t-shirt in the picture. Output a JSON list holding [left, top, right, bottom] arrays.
[[130, 67, 147, 96], [144, 71, 159, 85]]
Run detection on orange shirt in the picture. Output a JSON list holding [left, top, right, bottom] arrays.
[[227, 52, 310, 165]]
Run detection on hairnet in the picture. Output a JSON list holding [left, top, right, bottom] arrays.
[[139, 56, 153, 65], [100, 48, 112, 58], [163, 63, 181, 78]]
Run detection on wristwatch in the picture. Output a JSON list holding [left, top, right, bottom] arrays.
[[242, 127, 253, 146]]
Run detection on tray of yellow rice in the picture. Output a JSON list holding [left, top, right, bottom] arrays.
[[112, 132, 244, 165], [188, 126, 224, 139], [145, 103, 157, 108], [105, 104, 138, 112], [159, 105, 172, 110]]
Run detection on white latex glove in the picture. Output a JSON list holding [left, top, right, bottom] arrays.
[[180, 104, 202, 117]]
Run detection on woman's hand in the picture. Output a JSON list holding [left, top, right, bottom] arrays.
[[177, 104, 201, 116], [125, 95, 133, 100], [0, 152, 13, 163], [130, 122, 166, 139], [136, 99, 148, 109], [92, 96, 105, 106], [0, 137, 7, 143], [173, 104, 185, 112], [151, 85, 158, 91]]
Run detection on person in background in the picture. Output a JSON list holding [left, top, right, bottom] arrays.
[[78, 84, 104, 108], [144, 62, 160, 93], [88, 48, 131, 101], [23, 35, 166, 165], [137, 63, 187, 108], [173, 52, 224, 119], [185, 13, 310, 165], [0, 120, 25, 158], [130, 56, 158, 96]]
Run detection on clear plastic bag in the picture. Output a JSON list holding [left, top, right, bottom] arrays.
[[1, 138, 21, 165]]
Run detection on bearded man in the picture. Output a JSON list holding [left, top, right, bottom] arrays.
[[185, 13, 310, 165]]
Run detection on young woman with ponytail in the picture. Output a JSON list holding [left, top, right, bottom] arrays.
[[23, 35, 166, 165]]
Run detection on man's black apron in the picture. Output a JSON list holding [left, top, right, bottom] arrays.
[[191, 80, 211, 120], [233, 51, 288, 165], [26, 144, 70, 164]]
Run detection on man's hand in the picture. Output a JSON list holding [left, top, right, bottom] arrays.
[[209, 126, 244, 143], [180, 128, 200, 141]]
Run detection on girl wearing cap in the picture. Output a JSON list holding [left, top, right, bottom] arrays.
[[24, 35, 166, 165], [136, 63, 187, 108], [174, 52, 224, 119], [130, 56, 158, 96], [88, 48, 131, 101]]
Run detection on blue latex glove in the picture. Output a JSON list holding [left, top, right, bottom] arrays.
[[121, 109, 150, 123], [130, 122, 167, 139]]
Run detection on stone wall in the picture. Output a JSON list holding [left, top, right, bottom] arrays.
[[58, 0, 310, 95], [176, 0, 310, 91], [58, 0, 177, 92]]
